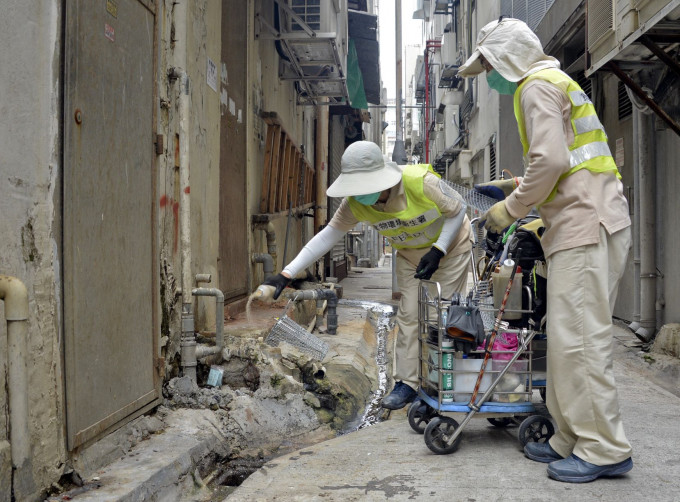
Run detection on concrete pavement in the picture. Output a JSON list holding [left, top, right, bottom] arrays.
[[227, 259, 680, 502]]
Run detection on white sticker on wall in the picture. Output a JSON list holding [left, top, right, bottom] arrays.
[[207, 57, 218, 93]]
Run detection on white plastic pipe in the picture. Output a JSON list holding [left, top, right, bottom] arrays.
[[0, 275, 31, 475]]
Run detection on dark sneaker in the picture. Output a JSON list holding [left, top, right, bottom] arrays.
[[547, 454, 633, 483], [381, 381, 417, 410], [524, 442, 564, 463]]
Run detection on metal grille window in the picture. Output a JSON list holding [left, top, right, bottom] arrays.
[[489, 142, 497, 181], [618, 81, 632, 120], [575, 70, 593, 99]]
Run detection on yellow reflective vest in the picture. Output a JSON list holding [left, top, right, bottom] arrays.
[[346, 164, 444, 250], [513, 68, 621, 205]]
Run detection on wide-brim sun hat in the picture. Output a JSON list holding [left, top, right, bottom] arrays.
[[457, 18, 560, 82], [326, 141, 403, 197]]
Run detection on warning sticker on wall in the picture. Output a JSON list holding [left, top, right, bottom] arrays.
[[615, 138, 624, 168], [207, 58, 218, 93]]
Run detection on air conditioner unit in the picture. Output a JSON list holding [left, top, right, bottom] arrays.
[[280, 0, 348, 100], [587, 0, 679, 73], [457, 150, 473, 180], [441, 31, 458, 66], [444, 105, 459, 147]]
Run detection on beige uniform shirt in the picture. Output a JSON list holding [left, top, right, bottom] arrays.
[[328, 172, 472, 266], [504, 80, 631, 258]]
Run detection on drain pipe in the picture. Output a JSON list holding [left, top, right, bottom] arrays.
[[637, 110, 657, 341], [252, 253, 274, 280], [285, 288, 338, 334], [253, 221, 278, 266], [192, 274, 224, 359], [0, 275, 34, 496], [170, 0, 196, 379]]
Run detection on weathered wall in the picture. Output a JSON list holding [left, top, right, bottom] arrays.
[[248, 0, 317, 282], [599, 73, 636, 320], [187, 0, 223, 328], [0, 0, 66, 498], [656, 125, 680, 325]]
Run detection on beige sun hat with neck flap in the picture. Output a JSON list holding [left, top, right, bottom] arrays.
[[326, 141, 403, 197], [457, 17, 560, 82]]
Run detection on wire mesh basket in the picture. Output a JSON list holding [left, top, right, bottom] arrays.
[[442, 180, 498, 213], [266, 315, 330, 360], [469, 279, 496, 331]]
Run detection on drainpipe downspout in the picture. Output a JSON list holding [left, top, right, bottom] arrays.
[[254, 222, 278, 267], [252, 253, 274, 280], [0, 275, 35, 497], [630, 107, 641, 331], [637, 110, 657, 341], [170, 0, 196, 379], [285, 288, 338, 335], [192, 282, 225, 360]]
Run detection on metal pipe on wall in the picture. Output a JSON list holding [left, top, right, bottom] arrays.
[[170, 0, 197, 379], [0, 275, 34, 496], [638, 111, 657, 340]]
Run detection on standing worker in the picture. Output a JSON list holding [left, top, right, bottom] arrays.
[[459, 18, 633, 483], [258, 141, 471, 410]]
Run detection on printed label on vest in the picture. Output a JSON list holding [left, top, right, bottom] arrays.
[[373, 207, 440, 232]]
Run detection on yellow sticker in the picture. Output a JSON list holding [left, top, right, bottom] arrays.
[[106, 0, 118, 18]]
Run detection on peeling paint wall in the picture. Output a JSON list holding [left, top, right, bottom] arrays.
[[0, 0, 67, 498], [247, 0, 317, 280]]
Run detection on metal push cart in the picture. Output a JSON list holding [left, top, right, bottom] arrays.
[[407, 219, 553, 455]]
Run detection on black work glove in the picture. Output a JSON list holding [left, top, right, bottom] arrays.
[[414, 247, 445, 280], [263, 273, 292, 300]]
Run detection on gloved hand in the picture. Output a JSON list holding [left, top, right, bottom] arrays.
[[262, 273, 292, 300], [482, 201, 515, 233], [414, 247, 445, 280], [474, 178, 517, 200]]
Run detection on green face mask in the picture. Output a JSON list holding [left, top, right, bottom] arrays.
[[486, 69, 518, 95], [353, 192, 381, 205]]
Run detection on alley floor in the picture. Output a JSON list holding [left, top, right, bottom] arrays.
[[226, 259, 680, 502]]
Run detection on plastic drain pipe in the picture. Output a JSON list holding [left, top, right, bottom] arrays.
[[253, 222, 278, 266], [0, 275, 33, 493], [252, 253, 274, 280], [285, 288, 338, 334], [191, 274, 224, 360]]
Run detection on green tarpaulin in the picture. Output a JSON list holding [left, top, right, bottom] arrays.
[[347, 38, 368, 110]]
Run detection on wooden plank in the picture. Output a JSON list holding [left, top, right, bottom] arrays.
[[292, 150, 301, 207], [259, 124, 276, 213], [267, 126, 282, 214], [277, 138, 291, 212]]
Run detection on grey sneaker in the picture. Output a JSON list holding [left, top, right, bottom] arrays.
[[547, 454, 633, 483], [381, 381, 417, 410], [524, 441, 564, 463]]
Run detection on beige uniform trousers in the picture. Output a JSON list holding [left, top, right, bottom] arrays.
[[546, 225, 632, 465], [394, 251, 470, 390]]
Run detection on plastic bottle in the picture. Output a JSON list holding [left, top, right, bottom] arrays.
[[492, 258, 522, 320]]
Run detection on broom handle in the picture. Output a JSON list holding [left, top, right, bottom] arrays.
[[467, 249, 522, 409]]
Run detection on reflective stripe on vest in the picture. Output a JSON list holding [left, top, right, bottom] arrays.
[[513, 69, 621, 205], [346, 164, 444, 250]]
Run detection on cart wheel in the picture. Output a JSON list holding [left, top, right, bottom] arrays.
[[424, 417, 462, 454], [487, 417, 513, 428], [407, 399, 436, 434], [519, 415, 554, 446]]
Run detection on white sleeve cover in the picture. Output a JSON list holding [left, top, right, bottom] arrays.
[[432, 203, 467, 255], [282, 225, 346, 278]]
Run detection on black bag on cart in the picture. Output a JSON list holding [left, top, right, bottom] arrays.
[[445, 303, 486, 354]]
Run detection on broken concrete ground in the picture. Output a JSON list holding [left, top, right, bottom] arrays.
[[49, 265, 397, 501]]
